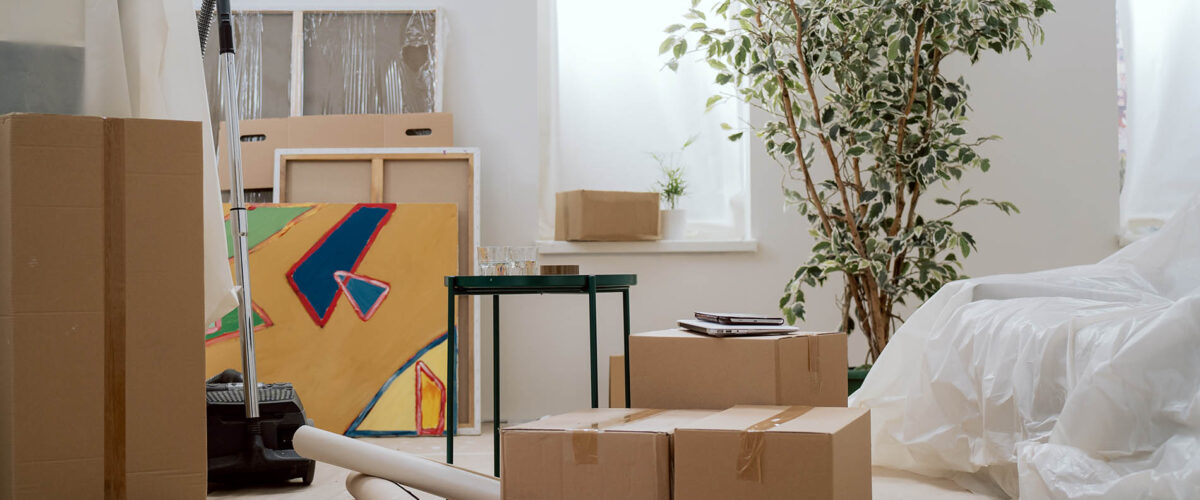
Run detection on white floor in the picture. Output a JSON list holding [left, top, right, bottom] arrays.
[[207, 423, 993, 500]]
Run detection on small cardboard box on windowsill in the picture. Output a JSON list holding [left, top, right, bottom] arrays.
[[554, 190, 661, 241], [500, 408, 717, 500], [673, 405, 871, 500], [629, 329, 848, 409]]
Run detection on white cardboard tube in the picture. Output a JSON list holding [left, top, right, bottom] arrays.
[[293, 425, 501, 500], [346, 472, 416, 500]]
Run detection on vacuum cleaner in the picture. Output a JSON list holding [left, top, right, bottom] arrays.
[[198, 0, 315, 486]]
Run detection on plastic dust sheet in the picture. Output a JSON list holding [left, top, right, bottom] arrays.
[[303, 11, 438, 115], [850, 196, 1200, 499], [200, 10, 440, 132]]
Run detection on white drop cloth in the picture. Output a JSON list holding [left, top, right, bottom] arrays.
[[851, 196, 1200, 499]]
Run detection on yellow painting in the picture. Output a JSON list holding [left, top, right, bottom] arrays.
[[206, 203, 457, 435]]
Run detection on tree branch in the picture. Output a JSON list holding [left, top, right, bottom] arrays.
[[888, 18, 927, 237]]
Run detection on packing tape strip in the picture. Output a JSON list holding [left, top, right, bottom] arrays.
[[809, 335, 822, 392], [570, 409, 665, 465], [736, 406, 813, 481]]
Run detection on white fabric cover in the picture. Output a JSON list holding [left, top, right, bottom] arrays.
[[851, 196, 1200, 499], [2, 0, 239, 324]]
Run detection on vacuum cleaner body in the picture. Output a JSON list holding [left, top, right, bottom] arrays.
[[207, 373, 315, 485]]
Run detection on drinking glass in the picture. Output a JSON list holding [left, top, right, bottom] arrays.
[[508, 246, 538, 276], [477, 246, 509, 276]]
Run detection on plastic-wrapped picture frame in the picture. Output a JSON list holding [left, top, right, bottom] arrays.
[[198, 2, 446, 120]]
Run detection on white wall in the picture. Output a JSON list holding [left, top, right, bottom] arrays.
[[442, 0, 1118, 423]]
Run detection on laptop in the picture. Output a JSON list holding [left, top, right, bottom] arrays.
[[678, 319, 799, 337]]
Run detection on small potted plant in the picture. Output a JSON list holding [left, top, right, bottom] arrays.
[[653, 138, 693, 240]]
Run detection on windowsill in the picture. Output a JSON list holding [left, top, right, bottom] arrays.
[[536, 239, 758, 255]]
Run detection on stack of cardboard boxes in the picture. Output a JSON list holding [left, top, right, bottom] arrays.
[[502, 328, 870, 499]]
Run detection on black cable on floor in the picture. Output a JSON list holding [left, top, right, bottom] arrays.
[[390, 480, 420, 499]]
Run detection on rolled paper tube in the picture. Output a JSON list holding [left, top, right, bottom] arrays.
[[345, 472, 418, 500], [294, 426, 501, 500]]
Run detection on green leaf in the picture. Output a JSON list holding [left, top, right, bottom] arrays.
[[959, 236, 971, 257], [847, 146, 866, 156], [715, 73, 733, 85], [664, 24, 685, 34], [720, 122, 732, 130], [935, 198, 955, 205], [659, 37, 676, 55], [727, 132, 744, 141], [673, 39, 689, 59], [821, 107, 835, 124]]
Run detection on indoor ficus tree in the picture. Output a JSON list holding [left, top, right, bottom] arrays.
[[664, 0, 1052, 362]]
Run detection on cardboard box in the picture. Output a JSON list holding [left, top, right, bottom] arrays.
[[554, 190, 661, 241], [216, 113, 453, 190], [674, 405, 871, 500], [0, 113, 206, 499], [501, 408, 716, 500], [610, 355, 626, 408], [629, 329, 847, 409]]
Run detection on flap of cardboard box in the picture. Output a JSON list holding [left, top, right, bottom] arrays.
[[678, 406, 868, 435], [506, 409, 716, 434]]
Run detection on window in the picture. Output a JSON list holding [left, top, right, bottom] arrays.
[[1116, 0, 1200, 242], [539, 0, 751, 244]]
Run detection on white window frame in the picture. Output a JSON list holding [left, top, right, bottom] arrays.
[[534, 0, 756, 254]]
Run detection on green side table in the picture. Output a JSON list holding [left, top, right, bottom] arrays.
[[444, 274, 638, 476]]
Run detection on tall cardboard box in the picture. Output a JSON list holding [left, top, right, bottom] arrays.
[[0, 114, 206, 499], [629, 329, 847, 409], [501, 409, 717, 500], [216, 113, 454, 190], [674, 406, 871, 500], [609, 355, 626, 408], [554, 190, 661, 241]]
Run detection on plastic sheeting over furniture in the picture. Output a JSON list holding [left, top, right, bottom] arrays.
[[851, 196, 1200, 499]]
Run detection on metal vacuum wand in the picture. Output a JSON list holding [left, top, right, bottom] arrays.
[[216, 0, 260, 419]]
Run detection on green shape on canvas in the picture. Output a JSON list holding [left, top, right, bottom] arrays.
[[225, 205, 314, 258], [206, 307, 268, 342]]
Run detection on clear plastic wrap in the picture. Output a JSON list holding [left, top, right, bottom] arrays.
[[302, 11, 438, 115], [202, 12, 292, 134], [851, 196, 1200, 499], [200, 9, 441, 133]]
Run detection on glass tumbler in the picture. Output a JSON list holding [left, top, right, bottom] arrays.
[[478, 246, 510, 276], [508, 246, 538, 276]]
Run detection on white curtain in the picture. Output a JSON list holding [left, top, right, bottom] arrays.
[[539, 0, 750, 241], [2, 0, 238, 324], [1117, 0, 1200, 241]]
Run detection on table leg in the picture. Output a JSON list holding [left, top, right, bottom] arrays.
[[493, 294, 501, 477], [588, 276, 598, 409], [446, 283, 456, 464], [622, 289, 631, 409]]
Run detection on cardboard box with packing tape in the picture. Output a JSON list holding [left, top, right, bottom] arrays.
[[673, 405, 871, 500], [500, 408, 717, 500], [0, 113, 205, 499], [629, 329, 847, 409]]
